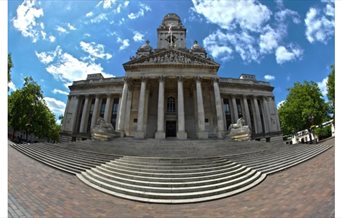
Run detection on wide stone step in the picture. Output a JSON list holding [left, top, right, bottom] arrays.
[[83, 168, 257, 193], [26, 143, 117, 162], [15, 144, 103, 169], [98, 161, 242, 178], [237, 144, 329, 168], [90, 166, 253, 188], [11, 144, 81, 174], [77, 170, 265, 202], [106, 159, 236, 173], [95, 164, 247, 182], [117, 156, 228, 166]]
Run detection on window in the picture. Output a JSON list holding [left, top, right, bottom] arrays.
[[99, 98, 106, 118], [167, 97, 176, 113], [111, 98, 119, 129]]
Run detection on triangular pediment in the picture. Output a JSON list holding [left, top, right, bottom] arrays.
[[123, 49, 220, 70]]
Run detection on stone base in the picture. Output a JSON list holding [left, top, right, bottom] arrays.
[[197, 131, 208, 139], [117, 131, 125, 138], [155, 131, 165, 139], [134, 131, 145, 139], [216, 131, 226, 139], [92, 132, 116, 141], [177, 131, 187, 140]]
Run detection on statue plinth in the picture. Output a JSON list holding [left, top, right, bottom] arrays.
[[227, 118, 251, 141], [91, 118, 120, 141]]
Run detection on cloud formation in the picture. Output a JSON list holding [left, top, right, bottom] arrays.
[[317, 77, 328, 96], [80, 41, 112, 60], [52, 89, 69, 95], [12, 0, 45, 43], [194, 0, 303, 64], [275, 45, 303, 64], [305, 1, 334, 44], [44, 97, 66, 116], [133, 31, 144, 42], [128, 3, 151, 20], [36, 46, 113, 86], [264, 75, 275, 81]]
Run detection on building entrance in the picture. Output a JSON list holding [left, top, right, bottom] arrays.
[[166, 121, 177, 137]]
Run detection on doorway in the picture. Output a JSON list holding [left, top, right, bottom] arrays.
[[166, 121, 177, 137]]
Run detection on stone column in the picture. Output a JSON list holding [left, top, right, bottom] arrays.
[[117, 80, 128, 135], [155, 77, 165, 139], [213, 78, 225, 138], [196, 77, 208, 139], [242, 96, 252, 129], [135, 78, 146, 139], [253, 97, 263, 134], [104, 94, 113, 123], [61, 96, 71, 131], [270, 97, 281, 132], [231, 96, 239, 122], [177, 77, 187, 139], [124, 85, 133, 136], [70, 95, 80, 134], [90, 95, 101, 129], [262, 97, 270, 134], [79, 95, 90, 133]]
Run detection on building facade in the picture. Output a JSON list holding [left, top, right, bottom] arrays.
[[60, 13, 282, 141]]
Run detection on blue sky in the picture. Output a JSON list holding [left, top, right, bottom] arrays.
[[8, 0, 335, 121]]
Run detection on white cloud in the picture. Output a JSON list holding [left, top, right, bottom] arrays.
[[12, 0, 44, 43], [37, 47, 113, 86], [49, 35, 56, 42], [275, 45, 303, 64], [80, 41, 112, 60], [103, 0, 117, 9], [259, 26, 281, 54], [52, 89, 69, 95], [84, 33, 91, 37], [317, 77, 328, 96], [128, 3, 151, 20], [117, 37, 130, 50], [56, 25, 68, 33], [133, 31, 144, 42], [35, 46, 62, 64], [90, 13, 108, 23], [191, 0, 271, 32], [305, 3, 334, 44], [264, 74, 275, 81], [277, 100, 285, 109], [203, 29, 260, 62], [67, 23, 76, 31], [86, 11, 94, 17], [8, 81, 17, 92], [44, 97, 66, 116], [275, 8, 301, 24]]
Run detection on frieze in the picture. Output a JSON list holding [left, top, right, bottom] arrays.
[[124, 49, 219, 68]]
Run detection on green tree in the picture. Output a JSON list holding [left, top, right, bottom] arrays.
[[8, 53, 13, 83], [327, 64, 335, 118], [278, 81, 329, 136], [8, 77, 60, 142]]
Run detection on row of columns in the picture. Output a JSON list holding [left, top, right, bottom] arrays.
[[68, 94, 122, 135], [225, 94, 279, 135], [135, 77, 225, 139]]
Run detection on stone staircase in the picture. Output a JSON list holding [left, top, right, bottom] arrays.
[[9, 139, 333, 203], [9, 142, 119, 174], [77, 156, 266, 203]]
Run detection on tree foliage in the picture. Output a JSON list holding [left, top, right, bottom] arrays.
[[278, 81, 329, 135], [8, 53, 13, 83], [8, 77, 60, 142], [327, 64, 335, 117]]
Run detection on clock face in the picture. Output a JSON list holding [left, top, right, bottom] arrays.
[[166, 20, 177, 27]]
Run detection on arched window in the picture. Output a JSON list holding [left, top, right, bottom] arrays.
[[167, 97, 176, 113]]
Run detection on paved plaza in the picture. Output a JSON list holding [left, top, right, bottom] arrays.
[[8, 138, 334, 217]]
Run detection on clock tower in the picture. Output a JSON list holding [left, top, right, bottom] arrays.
[[157, 13, 186, 49]]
